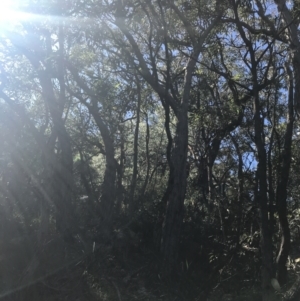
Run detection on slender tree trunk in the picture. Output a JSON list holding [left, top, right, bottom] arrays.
[[113, 5, 220, 274], [233, 4, 274, 296], [254, 101, 274, 297], [77, 150, 98, 213], [160, 51, 200, 274], [140, 113, 151, 199], [129, 77, 141, 214], [27, 27, 76, 239], [230, 135, 244, 248], [207, 157, 214, 204], [161, 112, 188, 274], [43, 102, 74, 238], [0, 88, 75, 238], [51, 124, 75, 240], [274, 0, 300, 113], [90, 107, 117, 227], [268, 128, 276, 238], [276, 61, 294, 285], [67, 63, 117, 227], [7, 26, 77, 238], [116, 128, 125, 216]]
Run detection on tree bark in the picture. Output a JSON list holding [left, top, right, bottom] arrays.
[[90, 106, 117, 227], [129, 76, 141, 214], [160, 110, 188, 274], [233, 3, 274, 297], [274, 0, 300, 113], [140, 113, 151, 199], [8, 29, 76, 239], [160, 50, 200, 273], [253, 74, 274, 301], [113, 2, 221, 274], [230, 135, 244, 248], [116, 128, 125, 216], [276, 61, 294, 285]]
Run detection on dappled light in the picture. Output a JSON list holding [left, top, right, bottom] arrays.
[[1, 0, 300, 301]]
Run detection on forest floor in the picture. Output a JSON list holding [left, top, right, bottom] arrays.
[[0, 230, 296, 301]]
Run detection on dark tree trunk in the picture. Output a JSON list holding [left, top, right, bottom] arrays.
[[274, 0, 300, 114], [233, 4, 274, 296], [113, 7, 220, 275], [67, 64, 118, 228], [276, 62, 294, 286], [39, 78, 75, 238], [253, 90, 274, 297], [230, 135, 244, 248], [272, 0, 300, 283], [77, 150, 98, 213], [0, 90, 75, 238], [160, 49, 200, 273], [90, 107, 117, 227], [161, 112, 188, 274], [140, 113, 151, 199], [116, 129, 125, 216], [53, 124, 75, 239], [268, 128, 275, 238], [29, 27, 76, 239], [254, 100, 274, 297], [129, 76, 141, 214], [7, 26, 78, 238]]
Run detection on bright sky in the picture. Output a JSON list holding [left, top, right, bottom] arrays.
[[0, 2, 20, 19], [0, 1, 32, 32]]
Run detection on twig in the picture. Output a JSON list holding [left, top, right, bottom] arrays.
[[112, 281, 122, 301]]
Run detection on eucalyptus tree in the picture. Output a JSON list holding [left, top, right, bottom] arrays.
[[210, 1, 298, 297], [269, 0, 300, 286], [0, 18, 79, 240], [188, 61, 244, 213], [273, 0, 300, 114], [231, 0, 298, 287], [84, 0, 225, 273]]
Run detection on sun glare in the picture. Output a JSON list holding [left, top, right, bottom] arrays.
[[0, 1, 31, 30], [0, 2, 19, 20]]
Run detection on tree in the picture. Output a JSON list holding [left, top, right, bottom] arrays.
[[92, 0, 224, 273]]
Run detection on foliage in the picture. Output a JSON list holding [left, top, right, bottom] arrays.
[[1, 0, 300, 300]]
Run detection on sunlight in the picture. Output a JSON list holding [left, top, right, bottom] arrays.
[[0, 1, 31, 30], [0, 2, 76, 32], [0, 2, 20, 20]]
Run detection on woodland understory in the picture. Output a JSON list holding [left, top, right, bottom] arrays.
[[1, 0, 300, 300]]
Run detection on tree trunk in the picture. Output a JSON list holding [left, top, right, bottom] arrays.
[[0, 89, 76, 239], [268, 128, 276, 239], [67, 63, 118, 227], [112, 6, 220, 274], [32, 27, 76, 239], [255, 108, 274, 298], [39, 83, 75, 238], [116, 128, 125, 215], [54, 123, 75, 237], [272, 1, 299, 285], [230, 135, 244, 248], [90, 106, 117, 227], [160, 112, 188, 274], [8, 28, 77, 239], [140, 113, 151, 199], [233, 4, 274, 295], [274, 0, 300, 113], [276, 61, 294, 285], [129, 76, 141, 214]]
